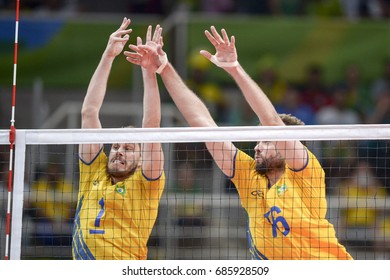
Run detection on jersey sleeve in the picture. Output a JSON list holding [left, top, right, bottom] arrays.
[[79, 148, 107, 194], [141, 171, 166, 209], [291, 149, 327, 218]]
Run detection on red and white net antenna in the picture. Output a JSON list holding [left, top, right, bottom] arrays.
[[4, 0, 20, 260]]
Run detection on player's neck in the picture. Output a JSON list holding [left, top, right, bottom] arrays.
[[111, 176, 125, 185], [266, 169, 284, 186]]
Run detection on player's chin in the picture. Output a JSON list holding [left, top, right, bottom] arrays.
[[255, 157, 264, 165], [107, 164, 126, 175]]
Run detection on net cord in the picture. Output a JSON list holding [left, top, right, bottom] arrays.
[[1, 125, 390, 259], [6, 124, 390, 145]]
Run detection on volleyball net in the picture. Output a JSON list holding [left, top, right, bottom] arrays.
[[1, 125, 390, 260]]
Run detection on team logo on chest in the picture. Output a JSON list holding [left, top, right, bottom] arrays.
[[276, 184, 288, 195], [115, 183, 127, 196]]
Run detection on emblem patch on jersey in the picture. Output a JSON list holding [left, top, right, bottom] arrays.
[[115, 183, 126, 196], [276, 184, 288, 195], [251, 190, 264, 198]]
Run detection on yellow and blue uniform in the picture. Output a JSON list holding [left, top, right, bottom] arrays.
[[72, 149, 165, 260], [231, 148, 352, 260]]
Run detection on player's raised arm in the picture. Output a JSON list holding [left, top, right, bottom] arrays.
[[124, 31, 236, 178], [201, 26, 307, 170], [136, 25, 165, 180], [80, 18, 132, 163]]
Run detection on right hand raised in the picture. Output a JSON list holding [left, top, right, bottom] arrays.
[[104, 17, 132, 58], [200, 26, 238, 68]]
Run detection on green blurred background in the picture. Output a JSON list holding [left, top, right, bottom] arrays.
[[0, 16, 389, 89]]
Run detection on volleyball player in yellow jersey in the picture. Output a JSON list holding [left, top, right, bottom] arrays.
[[72, 19, 165, 260], [125, 26, 352, 260]]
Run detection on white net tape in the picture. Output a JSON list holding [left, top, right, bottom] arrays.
[[1, 125, 390, 260]]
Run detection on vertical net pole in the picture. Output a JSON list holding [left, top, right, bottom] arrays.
[[4, 0, 20, 260]]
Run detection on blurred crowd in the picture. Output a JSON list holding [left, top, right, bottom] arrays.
[[187, 57, 390, 127], [1, 0, 390, 20], [274, 59, 390, 126]]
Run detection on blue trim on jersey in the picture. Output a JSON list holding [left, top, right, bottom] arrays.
[[226, 148, 238, 180], [79, 146, 104, 165], [142, 170, 164, 181], [288, 148, 309, 172], [72, 195, 96, 260], [245, 212, 268, 260]]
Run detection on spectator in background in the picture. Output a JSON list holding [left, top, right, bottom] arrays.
[[275, 84, 315, 125], [17, 0, 64, 12], [271, 0, 306, 16], [366, 88, 390, 124], [187, 48, 229, 123], [171, 162, 202, 193], [339, 0, 365, 21], [315, 85, 361, 192], [30, 164, 75, 246], [371, 59, 390, 101], [315, 85, 362, 125], [339, 160, 387, 229], [128, 0, 166, 14], [360, 84, 390, 196], [171, 162, 207, 227], [366, 59, 390, 124], [378, 0, 390, 17], [200, 0, 235, 13], [338, 159, 389, 255], [337, 64, 372, 122], [367, 60, 390, 124], [255, 55, 287, 107], [339, 0, 389, 20], [299, 63, 332, 113], [235, 0, 277, 14]]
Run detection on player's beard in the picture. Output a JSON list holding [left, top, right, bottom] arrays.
[[106, 162, 137, 181], [255, 154, 285, 176]]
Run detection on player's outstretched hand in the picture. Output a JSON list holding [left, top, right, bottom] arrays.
[[200, 26, 238, 68], [124, 24, 167, 73], [104, 17, 132, 58]]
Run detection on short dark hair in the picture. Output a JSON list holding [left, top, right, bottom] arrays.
[[278, 113, 306, 145]]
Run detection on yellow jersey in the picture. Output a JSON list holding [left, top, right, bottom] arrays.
[[232, 149, 352, 260], [72, 149, 165, 260]]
